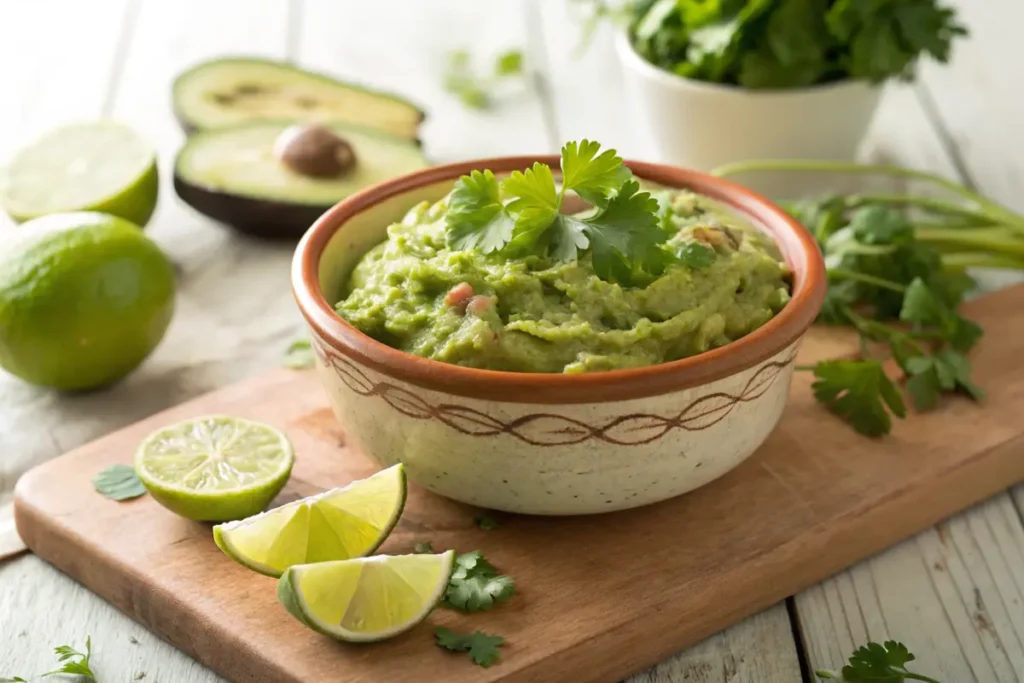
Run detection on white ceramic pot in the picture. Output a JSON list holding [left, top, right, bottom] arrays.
[[616, 30, 884, 172], [293, 157, 826, 516]]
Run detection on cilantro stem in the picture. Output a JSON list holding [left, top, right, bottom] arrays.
[[902, 673, 943, 683], [941, 252, 1024, 270], [711, 159, 1024, 230], [916, 227, 1024, 256], [846, 193, 995, 224], [827, 268, 907, 293]]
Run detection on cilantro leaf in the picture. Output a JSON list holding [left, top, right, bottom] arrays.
[[560, 139, 632, 207], [443, 49, 525, 109], [434, 627, 505, 668], [903, 355, 943, 411], [44, 637, 96, 680], [810, 359, 906, 437], [413, 541, 435, 554], [494, 50, 524, 77], [92, 465, 146, 501], [900, 278, 983, 352], [936, 349, 984, 401], [445, 550, 515, 612], [282, 338, 314, 370], [446, 170, 515, 254], [674, 242, 716, 269], [581, 179, 665, 283], [816, 639, 941, 682]]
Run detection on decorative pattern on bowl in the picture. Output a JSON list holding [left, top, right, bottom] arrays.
[[313, 339, 796, 447]]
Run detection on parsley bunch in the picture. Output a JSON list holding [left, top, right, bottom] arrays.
[[445, 140, 669, 284], [817, 640, 942, 682], [580, 0, 966, 89], [715, 159, 1024, 436]]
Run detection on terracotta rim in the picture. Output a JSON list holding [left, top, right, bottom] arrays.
[[292, 155, 826, 404]]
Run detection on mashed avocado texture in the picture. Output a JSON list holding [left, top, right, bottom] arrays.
[[336, 189, 791, 373]]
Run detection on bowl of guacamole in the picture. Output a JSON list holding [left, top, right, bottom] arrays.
[[293, 146, 825, 515]]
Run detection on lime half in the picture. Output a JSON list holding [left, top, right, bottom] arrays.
[[134, 415, 294, 522], [213, 464, 406, 577], [1, 122, 159, 226], [278, 551, 455, 642]]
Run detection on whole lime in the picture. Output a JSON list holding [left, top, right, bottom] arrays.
[[0, 212, 176, 391]]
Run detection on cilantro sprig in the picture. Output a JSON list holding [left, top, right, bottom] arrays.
[[817, 640, 941, 682], [3, 636, 96, 682], [446, 140, 667, 283], [445, 550, 515, 612], [435, 627, 505, 668], [713, 159, 1022, 437]]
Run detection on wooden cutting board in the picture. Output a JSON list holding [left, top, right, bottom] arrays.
[[15, 285, 1024, 683]]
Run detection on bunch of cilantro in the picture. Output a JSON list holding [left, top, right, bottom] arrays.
[[604, 0, 967, 89], [715, 158, 1024, 437], [445, 139, 708, 284]]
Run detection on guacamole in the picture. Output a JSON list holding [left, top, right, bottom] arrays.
[[336, 189, 791, 373]]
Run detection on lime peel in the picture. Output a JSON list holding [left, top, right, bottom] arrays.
[[213, 464, 406, 577], [278, 550, 455, 643], [134, 415, 294, 522]]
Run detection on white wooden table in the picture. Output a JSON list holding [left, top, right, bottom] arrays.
[[2, 1, 1024, 681]]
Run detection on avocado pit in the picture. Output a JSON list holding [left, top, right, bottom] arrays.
[[274, 123, 357, 178]]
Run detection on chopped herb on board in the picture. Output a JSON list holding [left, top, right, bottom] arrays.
[[434, 627, 505, 668], [92, 465, 146, 501]]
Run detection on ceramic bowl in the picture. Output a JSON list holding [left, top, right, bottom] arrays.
[[292, 157, 825, 515], [615, 29, 883, 171]]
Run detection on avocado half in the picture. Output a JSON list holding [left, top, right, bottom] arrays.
[[173, 121, 429, 239], [172, 57, 425, 142]]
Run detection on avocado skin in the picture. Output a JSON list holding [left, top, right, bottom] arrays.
[[173, 173, 331, 240]]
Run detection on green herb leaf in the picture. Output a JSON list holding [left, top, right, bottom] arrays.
[[443, 48, 525, 110], [674, 242, 716, 269], [445, 550, 515, 612], [434, 627, 505, 668], [559, 139, 632, 207], [816, 639, 942, 682], [446, 170, 516, 254], [475, 513, 499, 530], [810, 359, 907, 437], [494, 50, 524, 77], [93, 465, 146, 501], [582, 179, 665, 283], [44, 637, 96, 680], [413, 541, 435, 554], [282, 338, 314, 370]]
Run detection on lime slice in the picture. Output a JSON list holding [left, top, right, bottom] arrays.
[[1, 121, 159, 227], [213, 464, 406, 577], [134, 415, 294, 522], [278, 551, 455, 642]]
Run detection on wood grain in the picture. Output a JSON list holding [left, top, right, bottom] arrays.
[[15, 285, 1024, 683]]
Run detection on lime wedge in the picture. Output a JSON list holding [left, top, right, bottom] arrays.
[[1, 122, 159, 226], [213, 464, 406, 577], [134, 415, 294, 522], [278, 551, 455, 642]]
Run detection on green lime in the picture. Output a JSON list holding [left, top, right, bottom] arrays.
[[0, 212, 175, 390], [135, 415, 295, 522], [213, 464, 406, 577], [1, 122, 159, 226], [278, 551, 455, 642]]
